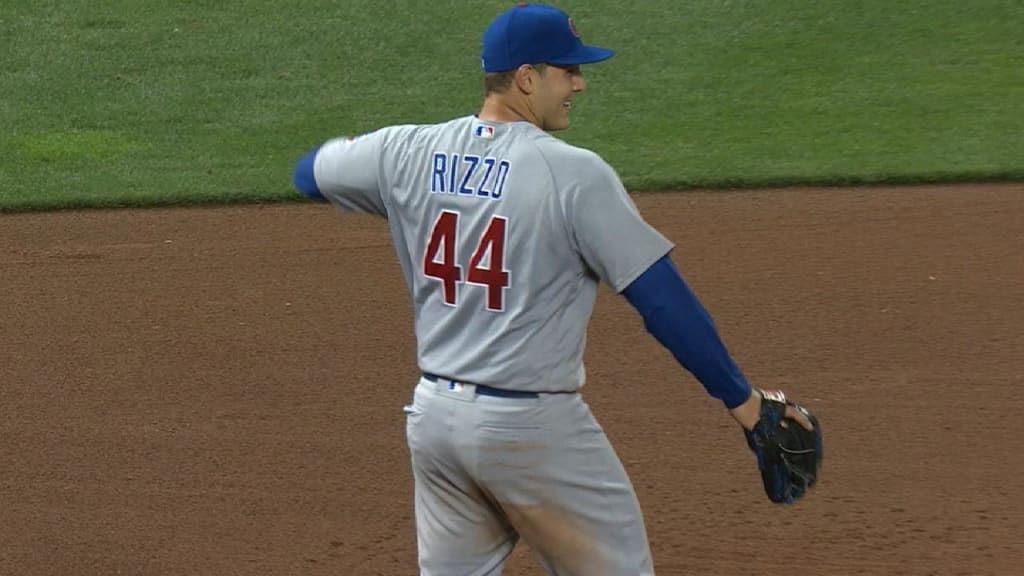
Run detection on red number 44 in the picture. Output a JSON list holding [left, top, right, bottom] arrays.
[[423, 210, 510, 311]]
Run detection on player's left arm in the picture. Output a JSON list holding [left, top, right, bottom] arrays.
[[293, 145, 326, 201], [291, 130, 389, 216]]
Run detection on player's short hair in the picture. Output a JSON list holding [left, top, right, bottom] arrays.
[[483, 63, 549, 96]]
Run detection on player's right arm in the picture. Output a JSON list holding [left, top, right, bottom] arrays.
[[562, 150, 756, 422], [291, 130, 389, 216], [621, 255, 760, 428]]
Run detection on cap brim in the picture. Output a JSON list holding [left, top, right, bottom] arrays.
[[545, 45, 615, 66]]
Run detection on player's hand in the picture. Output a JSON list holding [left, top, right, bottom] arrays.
[[736, 389, 823, 504], [730, 389, 813, 431]]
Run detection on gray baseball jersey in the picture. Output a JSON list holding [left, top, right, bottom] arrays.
[[314, 115, 673, 392]]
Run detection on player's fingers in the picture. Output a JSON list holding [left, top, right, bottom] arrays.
[[784, 405, 815, 431]]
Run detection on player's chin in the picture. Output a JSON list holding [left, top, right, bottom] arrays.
[[546, 115, 572, 132]]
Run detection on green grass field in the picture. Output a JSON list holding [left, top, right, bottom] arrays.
[[2, 0, 1022, 211]]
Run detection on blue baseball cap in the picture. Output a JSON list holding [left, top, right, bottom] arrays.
[[481, 3, 615, 73]]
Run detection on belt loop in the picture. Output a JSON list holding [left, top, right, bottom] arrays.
[[422, 372, 542, 399]]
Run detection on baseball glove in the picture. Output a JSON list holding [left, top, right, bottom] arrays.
[[744, 389, 823, 504]]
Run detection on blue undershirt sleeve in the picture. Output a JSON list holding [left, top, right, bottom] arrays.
[[622, 254, 753, 409], [292, 146, 325, 201]]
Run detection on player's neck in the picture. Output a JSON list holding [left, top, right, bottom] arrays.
[[478, 95, 540, 128]]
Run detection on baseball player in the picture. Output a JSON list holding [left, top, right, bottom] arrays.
[[292, 3, 819, 575]]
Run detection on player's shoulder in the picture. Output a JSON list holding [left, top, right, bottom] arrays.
[[364, 116, 477, 146], [522, 130, 618, 185], [523, 130, 612, 173], [351, 122, 428, 144], [526, 130, 604, 163], [336, 117, 473, 167]]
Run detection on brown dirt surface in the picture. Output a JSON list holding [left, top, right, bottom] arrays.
[[2, 182, 1022, 575]]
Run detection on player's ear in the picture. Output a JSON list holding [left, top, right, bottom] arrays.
[[513, 64, 539, 94]]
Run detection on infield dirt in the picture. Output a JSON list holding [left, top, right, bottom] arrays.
[[2, 183, 1022, 575]]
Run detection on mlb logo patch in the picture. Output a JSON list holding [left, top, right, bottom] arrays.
[[473, 124, 495, 139]]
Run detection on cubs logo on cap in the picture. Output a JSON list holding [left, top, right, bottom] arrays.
[[480, 3, 615, 72]]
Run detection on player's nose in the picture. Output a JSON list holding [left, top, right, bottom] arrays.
[[573, 75, 587, 92]]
